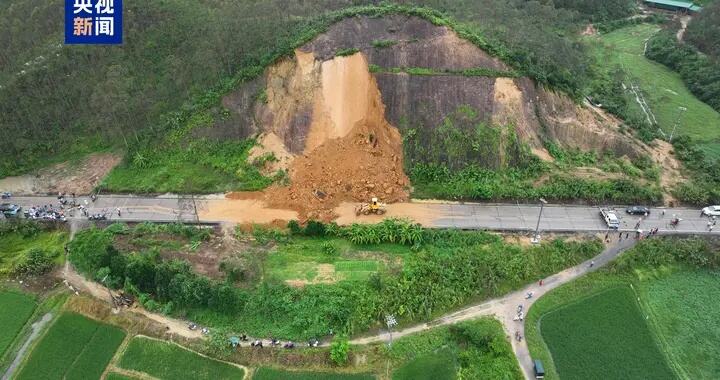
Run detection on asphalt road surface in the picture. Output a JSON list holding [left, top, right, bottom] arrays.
[[7, 195, 716, 235]]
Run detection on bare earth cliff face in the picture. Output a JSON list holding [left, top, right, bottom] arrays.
[[215, 15, 661, 218]]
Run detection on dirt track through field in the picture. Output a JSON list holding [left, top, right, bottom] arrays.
[[2, 313, 53, 380]]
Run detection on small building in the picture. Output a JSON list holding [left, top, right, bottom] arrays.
[[643, 0, 702, 13]]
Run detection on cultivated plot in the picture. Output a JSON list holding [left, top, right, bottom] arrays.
[[254, 368, 375, 380], [15, 312, 126, 380], [0, 291, 36, 358], [540, 286, 674, 380], [118, 336, 245, 380]]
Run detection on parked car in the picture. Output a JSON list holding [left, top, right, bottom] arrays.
[[0, 203, 22, 217], [626, 206, 650, 215], [600, 208, 620, 229], [701, 205, 720, 217], [534, 359, 545, 379]]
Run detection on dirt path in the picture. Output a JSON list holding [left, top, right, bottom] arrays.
[[350, 240, 637, 379], [677, 15, 691, 42], [2, 312, 53, 380], [63, 221, 203, 340]]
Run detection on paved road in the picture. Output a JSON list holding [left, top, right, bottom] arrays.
[[6, 195, 716, 234], [351, 240, 638, 380]]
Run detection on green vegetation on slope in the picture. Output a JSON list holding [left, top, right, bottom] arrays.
[[594, 24, 720, 144], [540, 286, 673, 380], [69, 221, 601, 340], [3, 1, 603, 185], [685, 1, 720, 60], [0, 222, 67, 276], [254, 368, 375, 380], [119, 336, 245, 380], [16, 312, 126, 380], [0, 291, 36, 357]]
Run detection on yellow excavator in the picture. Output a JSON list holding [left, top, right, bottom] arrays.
[[356, 197, 387, 216]]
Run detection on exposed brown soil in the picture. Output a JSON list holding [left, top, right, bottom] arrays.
[[582, 24, 598, 36], [0, 153, 121, 195]]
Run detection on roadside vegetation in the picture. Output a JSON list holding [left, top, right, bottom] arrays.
[[119, 336, 245, 380], [68, 221, 601, 340], [387, 318, 522, 380], [526, 236, 720, 380], [0, 221, 67, 277], [15, 312, 126, 380]]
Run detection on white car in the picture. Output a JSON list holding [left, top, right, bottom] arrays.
[[702, 206, 720, 217], [600, 208, 620, 229]]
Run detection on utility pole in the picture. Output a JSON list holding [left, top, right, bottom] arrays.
[[531, 198, 548, 244], [669, 106, 687, 143]]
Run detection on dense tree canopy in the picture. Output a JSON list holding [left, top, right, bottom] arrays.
[[685, 1, 720, 60]]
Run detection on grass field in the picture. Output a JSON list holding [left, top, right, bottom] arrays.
[[119, 336, 245, 380], [265, 237, 411, 284], [596, 24, 720, 153], [540, 286, 673, 380], [0, 231, 68, 276], [639, 270, 720, 379], [16, 312, 126, 380], [0, 291, 36, 358], [392, 348, 457, 380], [254, 368, 375, 380]]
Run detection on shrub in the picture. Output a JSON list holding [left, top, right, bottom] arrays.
[[330, 339, 350, 366], [14, 248, 56, 276]]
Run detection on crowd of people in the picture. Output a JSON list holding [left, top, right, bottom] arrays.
[[24, 204, 66, 222]]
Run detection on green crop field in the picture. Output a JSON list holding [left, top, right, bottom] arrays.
[[119, 336, 245, 380], [254, 368, 375, 380], [0, 231, 68, 276], [392, 348, 457, 380], [540, 286, 673, 380], [16, 312, 126, 380], [0, 291, 36, 357], [596, 24, 720, 153], [106, 373, 137, 380], [639, 270, 720, 379]]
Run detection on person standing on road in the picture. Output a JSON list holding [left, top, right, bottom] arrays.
[[116, 207, 121, 217], [589, 260, 595, 268]]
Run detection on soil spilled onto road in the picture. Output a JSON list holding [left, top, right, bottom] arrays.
[[225, 52, 410, 221]]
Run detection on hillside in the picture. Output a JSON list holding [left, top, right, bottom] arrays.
[[1, 0, 604, 179], [194, 14, 675, 219]]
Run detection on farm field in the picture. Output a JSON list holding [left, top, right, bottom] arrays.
[[392, 348, 456, 380], [253, 368, 375, 380], [118, 336, 245, 380], [0, 291, 36, 358], [15, 312, 126, 380], [106, 373, 137, 380], [0, 230, 67, 276], [595, 24, 720, 154], [540, 286, 673, 380], [638, 270, 720, 379]]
